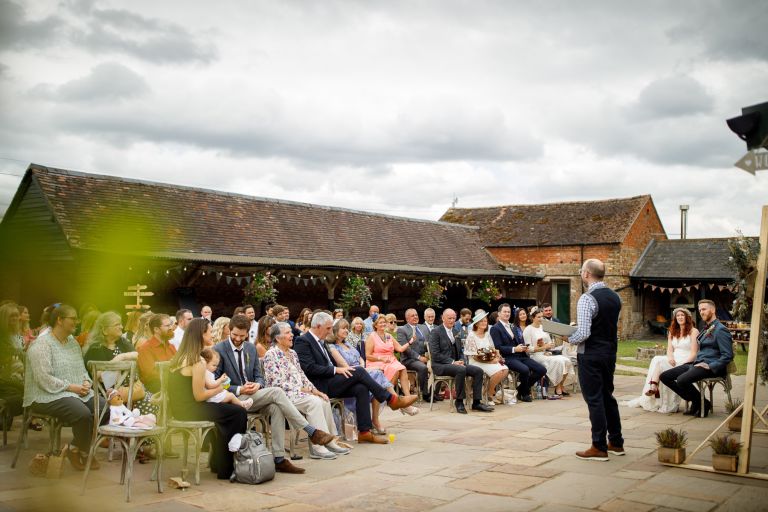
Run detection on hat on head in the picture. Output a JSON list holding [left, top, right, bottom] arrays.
[[469, 310, 489, 329]]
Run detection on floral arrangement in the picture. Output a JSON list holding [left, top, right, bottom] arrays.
[[243, 271, 278, 304], [417, 279, 446, 308], [475, 346, 498, 362], [337, 276, 372, 313], [655, 428, 688, 449], [727, 231, 760, 321], [475, 280, 502, 306], [709, 434, 742, 456]]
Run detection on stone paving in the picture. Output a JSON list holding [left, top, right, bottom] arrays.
[[1, 374, 767, 511]]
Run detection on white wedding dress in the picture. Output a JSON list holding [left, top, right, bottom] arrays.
[[624, 335, 693, 413]]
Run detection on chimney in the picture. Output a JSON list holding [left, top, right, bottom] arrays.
[[680, 205, 689, 239]]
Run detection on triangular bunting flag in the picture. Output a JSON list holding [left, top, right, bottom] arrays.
[[226, 276, 233, 285], [244, 276, 251, 284], [651, 285, 657, 291], [302, 278, 309, 286], [709, 283, 715, 290], [235, 277, 242, 286]]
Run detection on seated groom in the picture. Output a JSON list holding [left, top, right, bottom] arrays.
[[294, 311, 418, 444], [660, 300, 734, 417], [428, 309, 492, 414], [213, 314, 336, 474]]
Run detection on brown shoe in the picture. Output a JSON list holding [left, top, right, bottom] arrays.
[[309, 429, 336, 446], [66, 446, 85, 471], [387, 394, 418, 411], [357, 431, 388, 444], [575, 445, 608, 461], [607, 443, 625, 456], [275, 459, 305, 474], [87, 454, 101, 470]]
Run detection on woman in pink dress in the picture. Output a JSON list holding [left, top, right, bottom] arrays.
[[365, 316, 418, 415]]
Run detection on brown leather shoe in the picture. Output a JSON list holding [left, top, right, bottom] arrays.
[[607, 443, 625, 456], [309, 429, 336, 446], [275, 459, 305, 474], [66, 446, 85, 471], [575, 445, 608, 461], [87, 454, 101, 470], [387, 394, 418, 411], [357, 431, 388, 444]]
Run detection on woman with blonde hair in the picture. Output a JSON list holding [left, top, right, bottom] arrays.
[[211, 317, 231, 344], [346, 317, 365, 352], [75, 309, 101, 348], [365, 316, 418, 416], [131, 311, 154, 349]]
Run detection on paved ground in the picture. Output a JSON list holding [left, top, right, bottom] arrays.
[[1, 374, 767, 512]]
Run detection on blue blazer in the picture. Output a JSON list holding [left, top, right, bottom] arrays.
[[293, 332, 336, 394], [694, 319, 734, 374], [213, 339, 265, 393], [490, 322, 529, 360]]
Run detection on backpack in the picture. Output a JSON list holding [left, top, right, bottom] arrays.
[[230, 431, 275, 484]]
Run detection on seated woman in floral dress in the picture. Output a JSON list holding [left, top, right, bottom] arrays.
[[328, 319, 395, 435]]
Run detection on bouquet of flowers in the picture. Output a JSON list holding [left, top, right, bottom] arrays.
[[475, 346, 498, 362]]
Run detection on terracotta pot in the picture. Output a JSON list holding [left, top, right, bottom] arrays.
[[658, 447, 686, 464], [728, 414, 742, 432], [712, 454, 738, 472]]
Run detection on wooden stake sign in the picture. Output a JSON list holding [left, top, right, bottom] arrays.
[[124, 284, 153, 311]]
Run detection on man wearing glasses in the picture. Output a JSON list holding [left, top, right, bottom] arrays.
[[568, 259, 624, 461], [137, 314, 177, 394]]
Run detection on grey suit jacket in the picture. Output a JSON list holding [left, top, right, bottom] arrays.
[[396, 324, 427, 364], [213, 339, 265, 393], [428, 325, 463, 366]]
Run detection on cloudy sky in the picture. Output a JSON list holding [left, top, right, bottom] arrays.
[[1, 0, 767, 238]]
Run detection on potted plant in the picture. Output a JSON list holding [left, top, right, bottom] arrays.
[[709, 434, 742, 472], [724, 398, 743, 432], [337, 276, 373, 314], [417, 279, 446, 309], [243, 271, 279, 306], [655, 428, 687, 464], [475, 280, 502, 306]]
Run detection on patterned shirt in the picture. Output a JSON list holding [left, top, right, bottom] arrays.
[[568, 281, 606, 348], [23, 331, 92, 406], [262, 346, 315, 401]]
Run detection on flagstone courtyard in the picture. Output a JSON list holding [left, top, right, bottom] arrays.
[[1, 373, 766, 512]]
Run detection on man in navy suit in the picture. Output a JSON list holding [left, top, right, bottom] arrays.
[[490, 303, 546, 402], [214, 315, 337, 474], [294, 311, 418, 444]]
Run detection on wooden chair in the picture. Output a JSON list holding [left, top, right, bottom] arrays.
[[156, 361, 215, 485], [695, 361, 737, 418], [81, 360, 164, 502], [10, 408, 62, 468], [0, 399, 7, 447], [426, 343, 457, 412]]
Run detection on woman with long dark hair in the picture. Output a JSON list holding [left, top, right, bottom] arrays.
[[168, 318, 246, 479], [624, 308, 698, 413]]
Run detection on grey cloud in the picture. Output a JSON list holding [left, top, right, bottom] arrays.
[[668, 1, 768, 62], [627, 75, 714, 121], [0, 0, 65, 50], [29, 62, 150, 103]]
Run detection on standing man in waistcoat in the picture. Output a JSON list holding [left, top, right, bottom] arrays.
[[568, 259, 624, 461]]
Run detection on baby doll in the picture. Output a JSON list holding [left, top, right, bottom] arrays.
[[108, 390, 157, 429], [201, 348, 253, 410]]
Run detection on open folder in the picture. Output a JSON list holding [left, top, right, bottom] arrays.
[[541, 318, 577, 337]]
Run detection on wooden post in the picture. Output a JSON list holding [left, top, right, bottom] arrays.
[[738, 205, 768, 472]]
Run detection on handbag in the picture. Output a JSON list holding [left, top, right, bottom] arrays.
[[118, 381, 146, 403]]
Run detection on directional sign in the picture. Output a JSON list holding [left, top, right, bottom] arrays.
[[735, 150, 768, 175], [124, 283, 153, 311]]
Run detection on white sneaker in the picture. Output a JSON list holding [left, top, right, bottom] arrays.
[[309, 445, 337, 460], [326, 441, 351, 455]]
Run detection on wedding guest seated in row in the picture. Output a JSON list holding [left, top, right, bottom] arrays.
[[490, 304, 546, 402], [541, 303, 560, 323], [24, 304, 107, 470], [396, 308, 434, 403], [429, 309, 492, 414], [366, 315, 419, 416], [346, 317, 366, 354], [625, 308, 698, 413], [137, 314, 177, 395], [168, 318, 246, 479], [211, 316, 231, 345], [329, 319, 396, 435], [660, 300, 733, 417], [213, 314, 336, 474], [263, 322, 350, 459], [523, 307, 575, 397], [295, 308, 312, 335], [295, 312, 418, 444], [0, 303, 24, 424], [255, 315, 276, 358], [464, 310, 508, 407]]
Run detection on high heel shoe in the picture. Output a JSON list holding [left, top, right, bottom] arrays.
[[645, 382, 660, 399], [400, 405, 419, 416]]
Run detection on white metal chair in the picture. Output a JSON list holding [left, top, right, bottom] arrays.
[[81, 360, 164, 502], [157, 361, 215, 485]]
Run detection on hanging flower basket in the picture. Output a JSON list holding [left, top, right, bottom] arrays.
[[475, 280, 502, 306], [243, 271, 279, 305], [337, 276, 372, 313], [417, 279, 446, 309]]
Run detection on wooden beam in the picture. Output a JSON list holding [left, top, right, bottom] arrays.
[[662, 463, 768, 481], [739, 205, 768, 472]]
